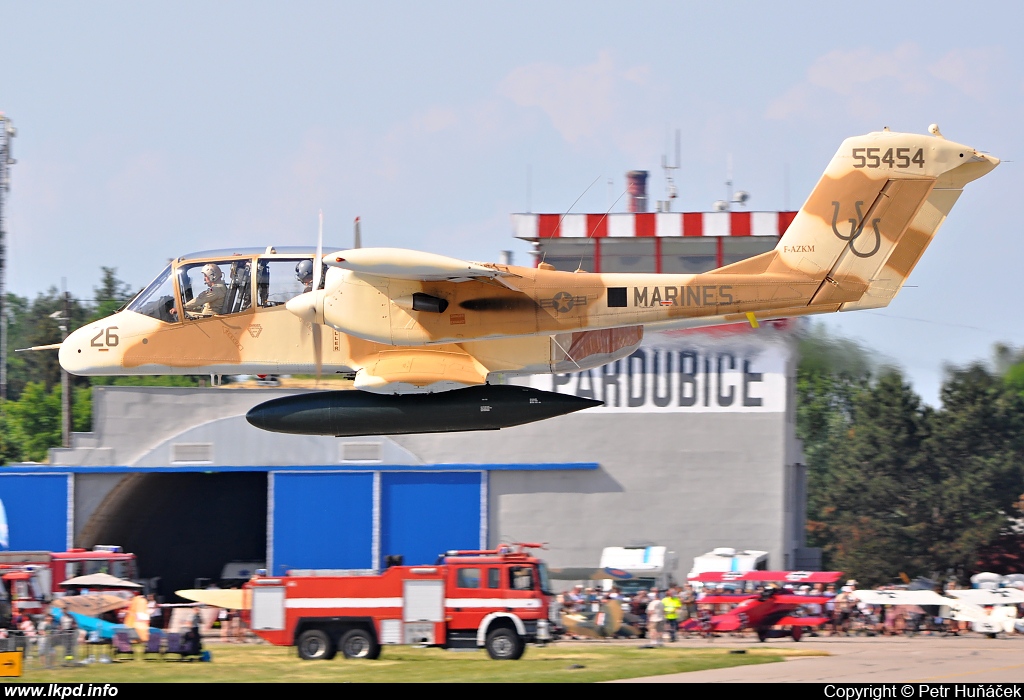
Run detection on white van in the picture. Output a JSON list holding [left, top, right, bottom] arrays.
[[687, 547, 769, 587]]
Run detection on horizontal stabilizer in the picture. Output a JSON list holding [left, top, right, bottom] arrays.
[[709, 617, 742, 632]]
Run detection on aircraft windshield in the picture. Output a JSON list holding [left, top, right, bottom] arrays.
[[178, 259, 253, 318], [256, 258, 319, 307], [126, 264, 178, 323]]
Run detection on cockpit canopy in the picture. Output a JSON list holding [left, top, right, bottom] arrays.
[[126, 248, 336, 323]]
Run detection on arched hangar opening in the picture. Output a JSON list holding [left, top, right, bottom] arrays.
[[82, 471, 266, 599]]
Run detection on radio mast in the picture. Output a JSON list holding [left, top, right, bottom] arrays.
[[0, 113, 16, 403]]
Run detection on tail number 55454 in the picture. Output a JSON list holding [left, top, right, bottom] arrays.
[[852, 147, 924, 169]]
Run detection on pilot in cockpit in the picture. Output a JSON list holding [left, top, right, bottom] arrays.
[[295, 259, 314, 293], [181, 263, 228, 317]]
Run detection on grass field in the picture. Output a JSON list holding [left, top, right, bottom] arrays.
[[12, 642, 825, 683]]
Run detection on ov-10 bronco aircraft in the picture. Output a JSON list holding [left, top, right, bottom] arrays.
[[53, 125, 998, 437]]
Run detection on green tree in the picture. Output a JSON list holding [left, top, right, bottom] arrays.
[[811, 371, 933, 585], [5, 382, 62, 462], [922, 364, 1024, 578], [90, 267, 136, 321], [796, 323, 878, 554]]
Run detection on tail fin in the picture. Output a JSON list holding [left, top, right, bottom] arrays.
[[769, 127, 998, 310]]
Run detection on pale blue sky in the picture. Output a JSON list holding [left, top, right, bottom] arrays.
[[2, 1, 1023, 403]]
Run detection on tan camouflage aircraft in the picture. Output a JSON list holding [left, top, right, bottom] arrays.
[[50, 126, 997, 435]]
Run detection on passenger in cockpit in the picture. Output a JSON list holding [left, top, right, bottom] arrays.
[[182, 263, 228, 317], [296, 259, 314, 293]]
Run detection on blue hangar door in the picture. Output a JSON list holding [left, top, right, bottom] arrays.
[[379, 472, 483, 569], [271, 472, 375, 574], [0, 474, 70, 551], [270, 471, 483, 573]]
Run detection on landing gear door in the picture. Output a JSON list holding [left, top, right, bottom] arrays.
[[251, 586, 285, 630]]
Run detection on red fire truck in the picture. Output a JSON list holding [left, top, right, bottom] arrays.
[[0, 546, 138, 621], [244, 543, 556, 660]]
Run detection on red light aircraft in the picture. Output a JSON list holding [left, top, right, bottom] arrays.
[[683, 570, 844, 641]]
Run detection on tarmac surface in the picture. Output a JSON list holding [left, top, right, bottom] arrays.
[[606, 633, 1024, 683]]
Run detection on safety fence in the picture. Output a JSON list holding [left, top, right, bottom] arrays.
[[1, 631, 84, 669]]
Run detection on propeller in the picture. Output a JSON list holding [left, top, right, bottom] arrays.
[[312, 210, 324, 384], [286, 211, 363, 382]]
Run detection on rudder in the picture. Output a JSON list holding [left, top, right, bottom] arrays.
[[769, 128, 997, 311]]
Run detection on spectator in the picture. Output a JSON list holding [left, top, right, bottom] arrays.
[[662, 588, 682, 642], [36, 614, 56, 667], [680, 584, 696, 629], [59, 610, 78, 662], [565, 585, 584, 613], [18, 614, 36, 637], [147, 595, 163, 630], [644, 588, 665, 647]]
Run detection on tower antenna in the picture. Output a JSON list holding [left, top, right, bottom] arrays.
[[658, 128, 680, 212], [0, 113, 16, 404]]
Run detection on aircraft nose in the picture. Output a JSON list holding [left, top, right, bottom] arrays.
[[58, 326, 89, 374], [59, 323, 118, 375]]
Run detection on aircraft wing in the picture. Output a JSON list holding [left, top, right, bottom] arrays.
[[774, 594, 831, 605], [854, 590, 952, 606], [776, 615, 830, 627], [946, 589, 1024, 605], [697, 594, 757, 604], [691, 571, 843, 584], [325, 247, 516, 284]]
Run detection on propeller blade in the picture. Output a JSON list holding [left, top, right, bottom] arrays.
[[353, 216, 361, 249], [312, 322, 322, 387], [313, 209, 324, 383], [314, 209, 324, 291]]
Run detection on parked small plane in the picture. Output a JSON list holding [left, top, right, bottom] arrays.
[[684, 570, 844, 641], [47, 126, 997, 436], [856, 586, 1024, 637]]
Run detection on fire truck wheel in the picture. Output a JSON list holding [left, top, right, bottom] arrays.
[[485, 627, 525, 660], [340, 628, 380, 660], [297, 629, 335, 660]]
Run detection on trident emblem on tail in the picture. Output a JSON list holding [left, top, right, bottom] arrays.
[[831, 200, 881, 258]]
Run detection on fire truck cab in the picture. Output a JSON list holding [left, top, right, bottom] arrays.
[[244, 544, 555, 661]]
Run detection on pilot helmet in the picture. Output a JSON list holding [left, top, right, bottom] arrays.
[[201, 263, 223, 284], [295, 259, 314, 284]]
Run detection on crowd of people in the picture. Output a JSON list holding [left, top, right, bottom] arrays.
[[559, 579, 1023, 642], [2, 590, 251, 669]]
